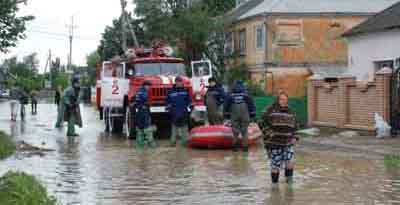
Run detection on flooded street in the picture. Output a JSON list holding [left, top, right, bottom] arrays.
[[0, 101, 399, 205]]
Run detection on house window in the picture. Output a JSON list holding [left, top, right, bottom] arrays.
[[276, 20, 303, 45], [238, 29, 246, 55], [374, 60, 394, 72], [255, 25, 265, 50], [225, 32, 234, 54], [395, 57, 400, 70]]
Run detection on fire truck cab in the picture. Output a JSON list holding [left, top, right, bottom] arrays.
[[96, 45, 208, 137]]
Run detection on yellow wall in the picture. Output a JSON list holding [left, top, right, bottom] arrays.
[[230, 15, 367, 68]]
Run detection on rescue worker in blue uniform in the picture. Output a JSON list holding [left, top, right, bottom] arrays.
[[134, 81, 156, 148], [166, 76, 193, 146], [224, 80, 256, 152], [204, 77, 225, 125]]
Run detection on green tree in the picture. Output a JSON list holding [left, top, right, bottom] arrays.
[[85, 51, 100, 86], [133, 0, 236, 76], [2, 54, 43, 92], [22, 52, 39, 74], [0, 0, 34, 52], [202, 0, 235, 17], [54, 72, 69, 90], [97, 16, 147, 60]]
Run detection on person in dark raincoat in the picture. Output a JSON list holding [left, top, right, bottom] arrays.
[[133, 81, 156, 148], [204, 77, 225, 125], [55, 86, 61, 106], [55, 76, 82, 137], [224, 80, 256, 152], [258, 92, 299, 186], [166, 76, 193, 146], [30, 90, 38, 115]]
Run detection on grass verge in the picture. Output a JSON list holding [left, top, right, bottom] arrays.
[[0, 131, 16, 160], [384, 155, 400, 169], [0, 171, 56, 205]]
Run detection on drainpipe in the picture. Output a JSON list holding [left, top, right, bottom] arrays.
[[262, 14, 269, 92]]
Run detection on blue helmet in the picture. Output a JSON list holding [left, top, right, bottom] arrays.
[[232, 80, 246, 93]]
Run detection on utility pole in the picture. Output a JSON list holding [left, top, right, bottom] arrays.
[[66, 16, 77, 72], [120, 0, 139, 50], [43, 50, 52, 88]]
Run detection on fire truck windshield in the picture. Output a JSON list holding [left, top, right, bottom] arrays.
[[134, 63, 186, 76]]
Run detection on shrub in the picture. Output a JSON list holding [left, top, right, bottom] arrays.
[[0, 171, 56, 205], [384, 155, 400, 169], [0, 131, 16, 160]]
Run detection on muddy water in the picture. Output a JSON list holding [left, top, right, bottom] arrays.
[[0, 101, 399, 204]]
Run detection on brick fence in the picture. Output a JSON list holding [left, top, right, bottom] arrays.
[[307, 70, 392, 131]]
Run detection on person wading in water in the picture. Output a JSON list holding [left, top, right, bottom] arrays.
[[133, 81, 156, 148], [166, 76, 193, 146], [259, 92, 299, 186], [204, 77, 225, 125], [224, 80, 256, 152], [55, 76, 82, 139]]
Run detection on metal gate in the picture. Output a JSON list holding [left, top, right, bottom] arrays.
[[390, 58, 400, 135]]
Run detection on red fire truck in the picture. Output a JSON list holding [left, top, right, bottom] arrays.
[[96, 45, 210, 137]]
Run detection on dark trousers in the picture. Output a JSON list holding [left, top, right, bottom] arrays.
[[31, 101, 37, 115]]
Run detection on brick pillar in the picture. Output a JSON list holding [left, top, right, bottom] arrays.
[[376, 69, 392, 123], [307, 80, 315, 126], [337, 76, 356, 128], [307, 76, 323, 126]]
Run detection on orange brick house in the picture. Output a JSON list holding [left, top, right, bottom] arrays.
[[227, 0, 399, 95]]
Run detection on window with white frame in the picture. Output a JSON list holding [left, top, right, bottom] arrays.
[[238, 29, 246, 55], [225, 32, 234, 54], [255, 24, 265, 50]]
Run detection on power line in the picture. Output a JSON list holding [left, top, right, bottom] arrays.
[[27, 29, 98, 40]]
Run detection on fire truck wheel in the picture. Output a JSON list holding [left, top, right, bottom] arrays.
[[112, 118, 124, 133]]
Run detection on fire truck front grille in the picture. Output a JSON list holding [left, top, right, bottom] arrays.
[[151, 87, 170, 102]]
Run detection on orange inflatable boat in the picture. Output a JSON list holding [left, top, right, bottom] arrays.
[[187, 123, 262, 149]]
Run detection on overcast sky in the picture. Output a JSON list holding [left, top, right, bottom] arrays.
[[1, 0, 134, 73]]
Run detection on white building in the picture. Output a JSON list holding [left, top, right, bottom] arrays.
[[343, 1, 400, 80]]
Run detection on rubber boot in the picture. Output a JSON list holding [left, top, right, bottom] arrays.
[[67, 115, 77, 137], [136, 129, 145, 147], [233, 142, 240, 152], [285, 169, 294, 185], [242, 135, 249, 152], [144, 127, 156, 148], [180, 126, 189, 146], [271, 172, 280, 185], [170, 125, 177, 146]]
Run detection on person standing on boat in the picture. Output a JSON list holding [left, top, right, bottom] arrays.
[[258, 92, 299, 186], [133, 81, 156, 148], [204, 77, 225, 125], [224, 80, 256, 152], [166, 76, 193, 146]]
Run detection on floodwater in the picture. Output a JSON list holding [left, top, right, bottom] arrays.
[[0, 101, 399, 205]]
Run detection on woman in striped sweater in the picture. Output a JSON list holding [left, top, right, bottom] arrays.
[[259, 92, 299, 186]]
